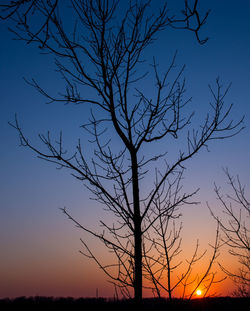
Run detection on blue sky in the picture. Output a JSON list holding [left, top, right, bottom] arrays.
[[0, 0, 250, 298]]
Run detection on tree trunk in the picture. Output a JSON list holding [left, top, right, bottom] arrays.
[[131, 152, 142, 302], [134, 216, 142, 301]]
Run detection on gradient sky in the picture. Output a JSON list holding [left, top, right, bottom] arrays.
[[1, 0, 250, 299]]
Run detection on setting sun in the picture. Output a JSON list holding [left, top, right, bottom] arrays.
[[196, 290, 202, 296]]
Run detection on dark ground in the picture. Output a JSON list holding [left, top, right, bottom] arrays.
[[0, 296, 249, 311]]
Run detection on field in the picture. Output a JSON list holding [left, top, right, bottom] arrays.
[[0, 296, 249, 311]]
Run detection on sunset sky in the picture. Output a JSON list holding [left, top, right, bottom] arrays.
[[1, 0, 250, 299]]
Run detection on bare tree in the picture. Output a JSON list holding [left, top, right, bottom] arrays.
[[209, 169, 250, 297], [143, 171, 224, 299], [2, 0, 244, 301]]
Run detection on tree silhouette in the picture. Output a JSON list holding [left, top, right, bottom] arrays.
[[209, 169, 249, 297], [2, 0, 244, 301], [142, 170, 224, 299]]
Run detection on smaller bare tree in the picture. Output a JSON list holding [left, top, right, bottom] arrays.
[[180, 223, 225, 300], [209, 168, 250, 297], [142, 170, 224, 299]]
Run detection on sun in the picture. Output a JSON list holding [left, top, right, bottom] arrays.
[[196, 289, 202, 296]]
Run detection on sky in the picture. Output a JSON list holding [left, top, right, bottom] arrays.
[[0, 0, 250, 299]]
